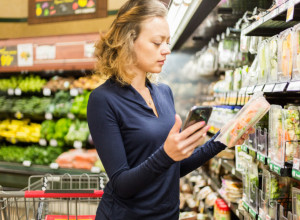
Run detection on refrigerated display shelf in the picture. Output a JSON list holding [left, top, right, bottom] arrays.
[[0, 161, 103, 189], [242, 0, 300, 36], [201, 170, 242, 220]]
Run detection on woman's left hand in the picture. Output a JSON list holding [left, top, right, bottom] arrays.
[[232, 127, 255, 147]]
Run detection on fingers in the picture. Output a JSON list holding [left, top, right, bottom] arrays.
[[169, 114, 182, 134], [181, 121, 206, 139], [181, 125, 210, 148]]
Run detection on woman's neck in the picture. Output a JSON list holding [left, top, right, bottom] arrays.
[[130, 68, 147, 92]]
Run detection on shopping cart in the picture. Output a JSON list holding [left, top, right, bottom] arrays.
[[0, 173, 108, 220]]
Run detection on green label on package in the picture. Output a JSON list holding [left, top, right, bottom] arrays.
[[249, 207, 257, 219], [267, 157, 271, 164], [241, 144, 248, 153], [258, 216, 262, 220], [257, 153, 266, 164], [243, 201, 249, 212], [270, 163, 281, 175], [292, 169, 300, 181]]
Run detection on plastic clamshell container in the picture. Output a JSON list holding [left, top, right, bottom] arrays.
[[292, 23, 300, 81], [268, 105, 284, 167], [258, 39, 270, 85], [249, 161, 259, 212], [248, 55, 259, 86], [215, 93, 270, 147], [233, 67, 242, 91], [278, 28, 293, 82], [268, 35, 279, 83], [241, 65, 249, 88]]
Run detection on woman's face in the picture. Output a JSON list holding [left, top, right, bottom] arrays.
[[133, 16, 171, 74]]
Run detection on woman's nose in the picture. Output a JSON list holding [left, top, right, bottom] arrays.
[[161, 43, 171, 55]]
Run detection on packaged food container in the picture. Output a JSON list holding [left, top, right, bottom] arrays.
[[278, 28, 293, 82], [268, 35, 279, 83], [248, 55, 259, 86], [241, 65, 249, 88], [248, 161, 259, 212], [215, 92, 270, 148], [233, 67, 242, 91], [292, 23, 300, 80], [269, 105, 300, 167], [258, 39, 270, 84], [225, 70, 234, 91]]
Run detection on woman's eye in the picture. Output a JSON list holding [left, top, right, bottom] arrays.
[[153, 42, 161, 46]]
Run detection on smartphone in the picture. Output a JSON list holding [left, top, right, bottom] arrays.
[[182, 106, 213, 130]]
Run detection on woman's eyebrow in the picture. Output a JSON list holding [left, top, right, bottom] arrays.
[[151, 35, 170, 40]]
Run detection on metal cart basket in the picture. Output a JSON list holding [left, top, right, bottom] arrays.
[[0, 173, 108, 220]]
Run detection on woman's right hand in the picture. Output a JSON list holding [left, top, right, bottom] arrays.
[[164, 114, 210, 161]]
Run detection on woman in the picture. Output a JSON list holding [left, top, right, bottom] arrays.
[[87, 0, 251, 219]]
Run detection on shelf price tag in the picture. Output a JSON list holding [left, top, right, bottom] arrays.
[[70, 88, 79, 96], [67, 113, 75, 119], [246, 86, 255, 94], [263, 83, 275, 92], [39, 138, 47, 146], [15, 111, 23, 119], [7, 88, 14, 96], [273, 82, 287, 92], [254, 85, 264, 93], [287, 81, 300, 91], [74, 141, 83, 149], [91, 166, 101, 173], [45, 112, 53, 120], [286, 0, 295, 22], [292, 169, 300, 180], [14, 88, 22, 96], [23, 160, 31, 167], [50, 139, 58, 147], [50, 162, 59, 169], [43, 88, 51, 96]]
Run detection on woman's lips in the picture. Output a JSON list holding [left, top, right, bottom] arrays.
[[158, 60, 165, 65]]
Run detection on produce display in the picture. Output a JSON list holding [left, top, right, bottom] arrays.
[[0, 145, 62, 165], [70, 74, 106, 90], [278, 29, 293, 82], [56, 149, 99, 170], [52, 118, 72, 147], [0, 75, 47, 92], [43, 76, 75, 92], [215, 93, 270, 147], [65, 119, 89, 144], [70, 91, 91, 118], [40, 120, 56, 141], [46, 91, 72, 118], [0, 119, 41, 143]]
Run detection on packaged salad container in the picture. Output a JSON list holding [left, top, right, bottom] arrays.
[[258, 39, 270, 85], [215, 92, 270, 148], [269, 105, 300, 167], [241, 65, 249, 88], [268, 35, 279, 83], [249, 161, 259, 212], [248, 56, 259, 86], [233, 67, 242, 91], [278, 28, 293, 82], [292, 23, 300, 80]]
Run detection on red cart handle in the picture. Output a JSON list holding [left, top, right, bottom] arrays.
[[25, 190, 103, 198]]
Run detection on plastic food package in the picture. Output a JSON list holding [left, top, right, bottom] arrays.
[[241, 65, 249, 88], [225, 70, 233, 91], [248, 55, 259, 86], [268, 35, 279, 83], [269, 105, 300, 167], [278, 28, 293, 82], [215, 93, 270, 147], [292, 23, 300, 80], [258, 39, 270, 84], [248, 161, 259, 211], [233, 67, 242, 91]]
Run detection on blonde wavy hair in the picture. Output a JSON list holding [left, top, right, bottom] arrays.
[[94, 0, 168, 85]]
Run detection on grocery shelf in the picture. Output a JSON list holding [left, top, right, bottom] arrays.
[[201, 170, 243, 220], [242, 0, 300, 36], [220, 159, 243, 181], [0, 161, 103, 189]]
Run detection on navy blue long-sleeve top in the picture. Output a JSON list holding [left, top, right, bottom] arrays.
[[87, 77, 227, 220]]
